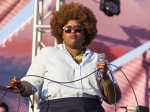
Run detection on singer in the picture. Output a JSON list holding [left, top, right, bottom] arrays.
[[6, 2, 121, 112]]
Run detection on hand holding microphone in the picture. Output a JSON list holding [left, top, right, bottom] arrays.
[[96, 53, 109, 80]]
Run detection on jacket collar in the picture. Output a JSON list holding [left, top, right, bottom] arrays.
[[54, 44, 93, 57]]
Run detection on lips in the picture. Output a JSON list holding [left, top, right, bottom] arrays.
[[70, 35, 77, 39]]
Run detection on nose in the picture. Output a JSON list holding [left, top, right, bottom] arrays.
[[71, 29, 75, 33], [71, 27, 76, 33]]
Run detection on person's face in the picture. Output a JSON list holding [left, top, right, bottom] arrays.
[[0, 107, 6, 112], [62, 20, 86, 49]]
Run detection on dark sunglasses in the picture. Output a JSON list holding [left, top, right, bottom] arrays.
[[63, 25, 83, 33]]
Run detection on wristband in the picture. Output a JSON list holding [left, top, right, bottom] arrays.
[[102, 78, 112, 87], [17, 84, 26, 95]]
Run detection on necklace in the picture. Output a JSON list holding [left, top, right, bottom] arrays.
[[74, 50, 84, 61]]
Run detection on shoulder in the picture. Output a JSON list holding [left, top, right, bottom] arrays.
[[39, 44, 65, 55], [40, 44, 60, 52], [85, 47, 108, 62], [37, 46, 53, 55], [85, 47, 100, 57]]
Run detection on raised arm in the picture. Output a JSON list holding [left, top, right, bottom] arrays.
[[97, 61, 122, 104]]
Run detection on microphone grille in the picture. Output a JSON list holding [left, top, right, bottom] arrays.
[[100, 53, 106, 61]]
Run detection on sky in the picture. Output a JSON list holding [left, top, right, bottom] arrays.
[[0, 0, 34, 42]]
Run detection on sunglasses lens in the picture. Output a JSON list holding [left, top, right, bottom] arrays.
[[64, 26, 72, 33], [74, 26, 83, 32], [63, 25, 83, 33]]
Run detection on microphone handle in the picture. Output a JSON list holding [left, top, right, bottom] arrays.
[[127, 106, 137, 111]]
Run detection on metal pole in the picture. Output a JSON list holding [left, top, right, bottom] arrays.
[[56, 0, 60, 11], [31, 0, 63, 111], [33, 0, 43, 111], [32, 0, 38, 61], [30, 0, 38, 111]]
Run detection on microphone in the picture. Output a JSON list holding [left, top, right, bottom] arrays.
[[127, 106, 138, 111], [98, 53, 106, 78], [99, 53, 106, 62], [119, 106, 149, 112]]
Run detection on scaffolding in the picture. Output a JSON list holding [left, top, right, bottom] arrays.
[[30, 0, 64, 111]]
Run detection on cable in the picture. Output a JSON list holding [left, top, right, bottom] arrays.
[[19, 69, 99, 83], [0, 89, 23, 112], [0, 63, 139, 112], [107, 68, 117, 112], [0, 89, 8, 100], [0, 69, 100, 112], [97, 68, 117, 112], [17, 89, 21, 112], [107, 63, 140, 112]]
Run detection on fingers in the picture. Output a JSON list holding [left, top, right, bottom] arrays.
[[96, 61, 107, 69], [12, 76, 20, 83], [6, 76, 21, 90], [96, 61, 107, 74], [6, 85, 12, 89]]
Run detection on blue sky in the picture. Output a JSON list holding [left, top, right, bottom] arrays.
[[0, 1, 34, 42]]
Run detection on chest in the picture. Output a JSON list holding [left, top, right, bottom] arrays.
[[44, 55, 99, 82]]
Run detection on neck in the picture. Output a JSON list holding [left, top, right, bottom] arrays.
[[65, 46, 84, 57]]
